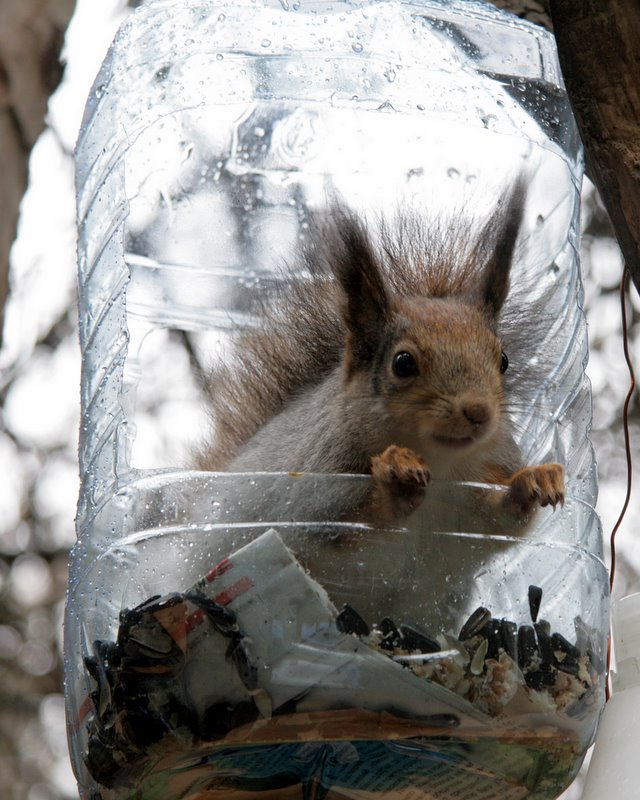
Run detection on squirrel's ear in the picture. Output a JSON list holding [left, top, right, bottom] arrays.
[[329, 209, 390, 373], [477, 178, 526, 318]]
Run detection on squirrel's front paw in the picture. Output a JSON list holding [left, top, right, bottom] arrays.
[[370, 445, 430, 523], [371, 445, 431, 487], [506, 463, 565, 516]]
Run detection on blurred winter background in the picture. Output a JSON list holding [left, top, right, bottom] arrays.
[[0, 0, 638, 798]]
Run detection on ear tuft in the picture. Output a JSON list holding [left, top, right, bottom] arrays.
[[325, 206, 390, 373], [479, 176, 527, 318]]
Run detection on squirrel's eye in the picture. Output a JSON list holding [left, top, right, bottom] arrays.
[[393, 351, 419, 378], [500, 351, 509, 374]]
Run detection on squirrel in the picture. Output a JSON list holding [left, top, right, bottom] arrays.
[[194, 180, 565, 526]]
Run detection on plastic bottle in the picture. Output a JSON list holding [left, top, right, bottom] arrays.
[[66, 1, 608, 798], [582, 594, 640, 799]]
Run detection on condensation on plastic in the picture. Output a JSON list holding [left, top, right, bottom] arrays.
[[67, 1, 608, 798]]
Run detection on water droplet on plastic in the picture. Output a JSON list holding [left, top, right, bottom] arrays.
[[481, 114, 497, 129], [154, 66, 170, 83], [352, 42, 363, 53], [261, 38, 272, 48]]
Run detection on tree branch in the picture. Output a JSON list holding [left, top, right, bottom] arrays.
[[550, 1, 640, 294], [0, 0, 75, 347]]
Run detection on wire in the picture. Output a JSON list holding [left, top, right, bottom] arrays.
[[605, 265, 636, 701]]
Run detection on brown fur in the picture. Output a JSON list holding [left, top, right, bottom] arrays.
[[194, 179, 564, 518]]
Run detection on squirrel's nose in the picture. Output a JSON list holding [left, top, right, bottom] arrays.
[[462, 401, 491, 427]]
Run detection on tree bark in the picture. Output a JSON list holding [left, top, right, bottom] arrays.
[[0, 0, 75, 346], [488, 1, 552, 31], [550, 1, 640, 295]]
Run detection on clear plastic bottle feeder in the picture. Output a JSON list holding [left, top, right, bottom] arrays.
[[66, 1, 608, 798]]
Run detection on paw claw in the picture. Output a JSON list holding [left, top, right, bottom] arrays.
[[506, 463, 565, 516], [371, 445, 431, 487], [369, 445, 430, 523]]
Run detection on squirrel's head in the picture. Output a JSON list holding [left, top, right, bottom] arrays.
[[330, 182, 525, 462]]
